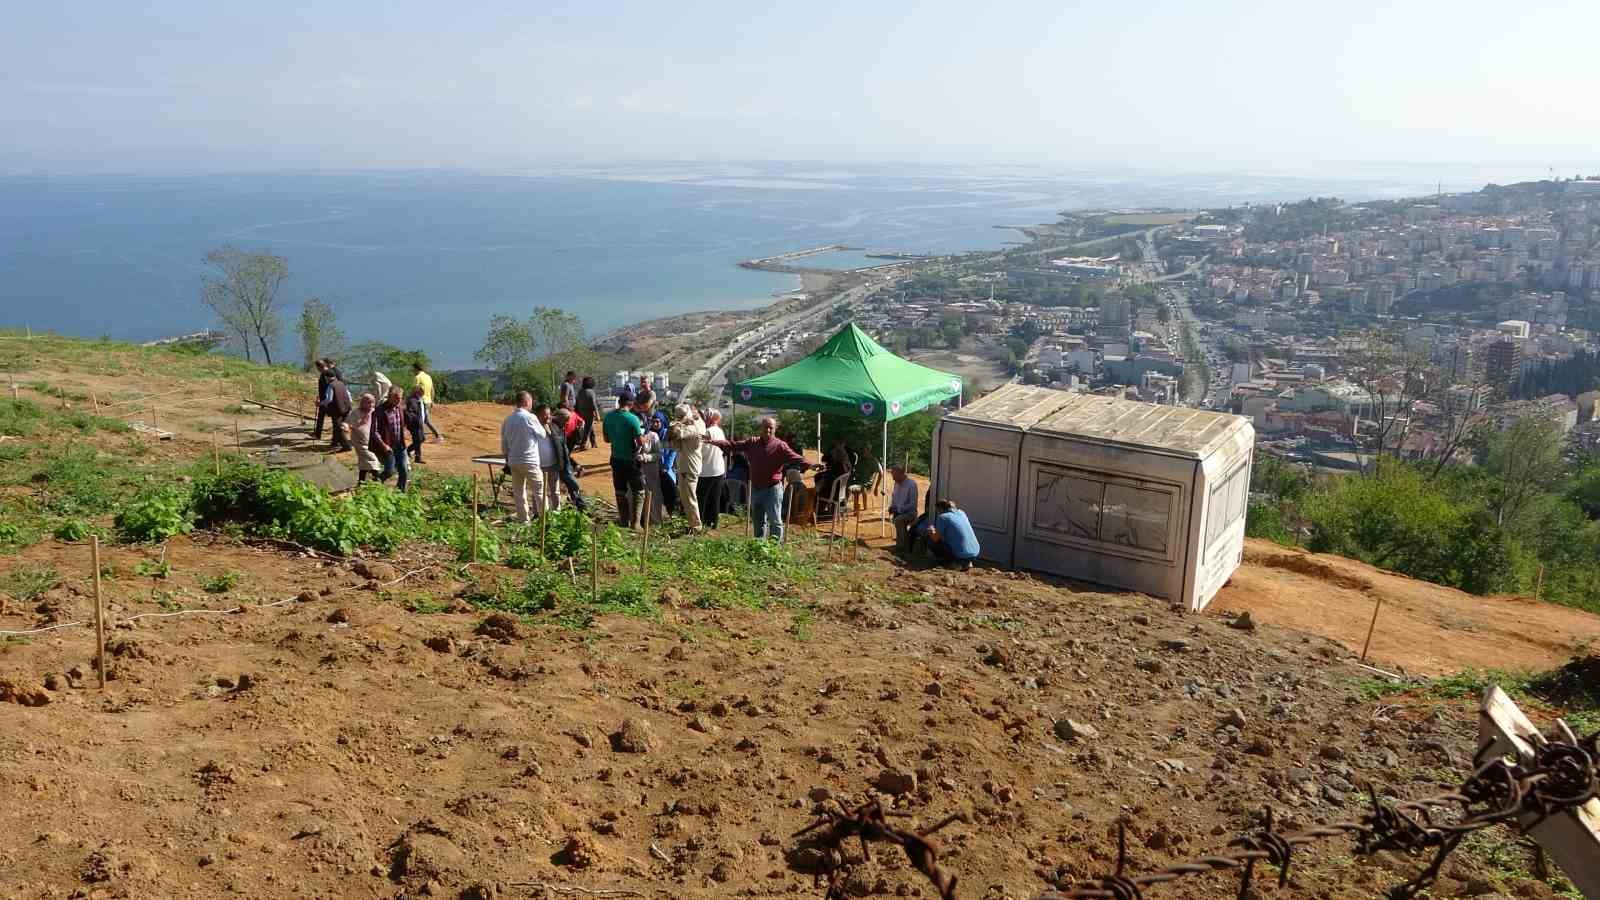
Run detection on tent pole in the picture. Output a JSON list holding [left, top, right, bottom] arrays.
[[816, 411, 821, 456], [731, 399, 736, 437], [880, 419, 888, 538]]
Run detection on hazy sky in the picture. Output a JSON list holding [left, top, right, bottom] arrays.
[[4, 0, 1598, 173]]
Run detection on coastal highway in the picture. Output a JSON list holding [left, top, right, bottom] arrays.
[[685, 281, 880, 403]]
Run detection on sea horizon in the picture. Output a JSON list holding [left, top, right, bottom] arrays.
[[0, 161, 1560, 368]]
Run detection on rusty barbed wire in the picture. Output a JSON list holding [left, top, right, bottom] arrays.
[[791, 728, 1598, 900], [791, 798, 969, 900], [1042, 728, 1600, 900]]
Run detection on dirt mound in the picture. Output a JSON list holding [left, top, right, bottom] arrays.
[[1244, 546, 1372, 591], [1528, 655, 1600, 710]]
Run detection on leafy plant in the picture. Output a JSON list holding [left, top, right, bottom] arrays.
[[0, 398, 46, 437], [52, 518, 93, 542], [1, 564, 59, 602], [200, 570, 242, 594], [115, 485, 194, 542], [134, 558, 172, 579], [405, 594, 451, 614]]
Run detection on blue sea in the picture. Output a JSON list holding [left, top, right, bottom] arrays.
[[0, 161, 1548, 367]]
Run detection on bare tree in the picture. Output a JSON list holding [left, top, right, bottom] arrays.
[[1424, 383, 1490, 480], [295, 298, 344, 371], [201, 246, 288, 364], [1345, 328, 1433, 475]]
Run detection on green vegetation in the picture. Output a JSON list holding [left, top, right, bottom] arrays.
[[1, 564, 60, 603], [1353, 657, 1600, 735], [133, 558, 172, 579], [1251, 437, 1600, 610], [115, 485, 196, 542], [475, 308, 597, 405], [200, 570, 243, 594]]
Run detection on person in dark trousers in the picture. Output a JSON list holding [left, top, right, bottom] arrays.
[[370, 387, 410, 491], [326, 370, 353, 450], [575, 376, 599, 449], [602, 393, 647, 527], [549, 408, 587, 511], [697, 408, 727, 528], [310, 359, 334, 440], [404, 386, 427, 463]]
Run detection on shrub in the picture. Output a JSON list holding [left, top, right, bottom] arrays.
[[201, 570, 243, 593], [1, 564, 59, 602], [0, 398, 46, 437], [52, 518, 92, 542], [115, 485, 194, 542]]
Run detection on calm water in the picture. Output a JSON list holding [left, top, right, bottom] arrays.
[[0, 162, 1546, 366]]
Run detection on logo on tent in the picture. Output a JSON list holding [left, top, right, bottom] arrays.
[[889, 401, 902, 415], [859, 401, 875, 416], [949, 379, 962, 393], [739, 387, 753, 401]]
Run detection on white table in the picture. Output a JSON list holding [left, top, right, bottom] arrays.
[[471, 455, 508, 508]]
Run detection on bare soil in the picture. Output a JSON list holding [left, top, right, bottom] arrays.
[[4, 361, 1599, 899]]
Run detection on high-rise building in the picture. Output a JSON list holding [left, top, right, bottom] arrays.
[[1484, 339, 1523, 392]]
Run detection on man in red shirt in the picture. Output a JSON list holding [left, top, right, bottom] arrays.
[[707, 416, 814, 541]]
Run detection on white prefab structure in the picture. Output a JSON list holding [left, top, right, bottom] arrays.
[[933, 384, 1254, 611]]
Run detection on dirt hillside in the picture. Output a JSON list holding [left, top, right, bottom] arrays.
[[3, 340, 1599, 899]]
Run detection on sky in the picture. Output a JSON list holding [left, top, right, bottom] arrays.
[[3, 0, 1598, 174]]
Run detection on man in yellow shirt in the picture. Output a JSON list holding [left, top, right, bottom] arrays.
[[411, 362, 444, 444]]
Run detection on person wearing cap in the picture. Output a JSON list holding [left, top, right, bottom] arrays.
[[602, 391, 647, 527]]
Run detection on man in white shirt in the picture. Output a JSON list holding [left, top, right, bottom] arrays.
[[887, 464, 920, 551], [500, 392, 544, 524]]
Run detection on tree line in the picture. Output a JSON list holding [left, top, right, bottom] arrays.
[[195, 245, 597, 404]]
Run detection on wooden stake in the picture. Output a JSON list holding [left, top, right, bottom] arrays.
[[539, 502, 548, 558], [639, 493, 652, 574], [10, 384, 17, 401], [212, 433, 221, 475], [780, 484, 792, 545], [591, 520, 601, 603], [470, 474, 480, 564], [91, 537, 107, 690], [1360, 596, 1383, 663], [234, 420, 241, 451], [91, 392, 99, 416], [853, 496, 862, 561], [151, 406, 156, 431]]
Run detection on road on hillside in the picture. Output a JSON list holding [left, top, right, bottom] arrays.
[[684, 280, 882, 403]]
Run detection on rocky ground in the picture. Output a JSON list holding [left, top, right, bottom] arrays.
[[0, 531, 1580, 900], [3, 340, 1597, 899]]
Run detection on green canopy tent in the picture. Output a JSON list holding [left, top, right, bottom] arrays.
[[729, 323, 962, 535]]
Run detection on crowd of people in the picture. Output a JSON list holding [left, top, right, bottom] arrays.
[[311, 358, 445, 493], [308, 364, 980, 568]]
